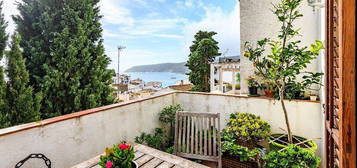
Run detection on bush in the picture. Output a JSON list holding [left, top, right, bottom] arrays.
[[135, 105, 184, 153], [226, 112, 271, 142], [227, 84, 241, 90], [159, 104, 183, 124], [134, 128, 171, 151], [221, 131, 260, 162], [263, 145, 321, 168], [99, 143, 135, 168]]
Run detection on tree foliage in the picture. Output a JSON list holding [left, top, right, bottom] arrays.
[[186, 31, 221, 92], [14, 0, 114, 118], [244, 0, 323, 143], [1, 34, 41, 128], [0, 0, 8, 126]]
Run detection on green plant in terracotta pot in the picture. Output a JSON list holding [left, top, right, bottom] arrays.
[[99, 143, 137, 168], [244, 0, 323, 150], [260, 79, 276, 97]]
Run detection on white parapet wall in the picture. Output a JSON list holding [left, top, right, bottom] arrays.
[[240, 0, 324, 94], [175, 92, 323, 158], [0, 91, 323, 167], [0, 92, 176, 168]]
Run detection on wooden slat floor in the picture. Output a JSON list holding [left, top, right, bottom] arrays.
[[72, 144, 209, 168]]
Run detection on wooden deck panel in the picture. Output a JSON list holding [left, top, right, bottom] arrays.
[[71, 144, 209, 168]]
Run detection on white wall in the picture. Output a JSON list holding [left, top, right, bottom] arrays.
[[0, 92, 323, 167], [0, 93, 175, 168], [240, 0, 324, 94], [175, 92, 323, 158]]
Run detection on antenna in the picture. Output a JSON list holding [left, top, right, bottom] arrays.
[[117, 46, 126, 97], [117, 46, 126, 78], [222, 49, 229, 57]]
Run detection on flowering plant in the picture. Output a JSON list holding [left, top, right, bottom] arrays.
[[99, 143, 135, 168], [246, 75, 259, 87]]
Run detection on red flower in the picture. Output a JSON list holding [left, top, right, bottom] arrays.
[[105, 161, 113, 168], [118, 143, 131, 150]]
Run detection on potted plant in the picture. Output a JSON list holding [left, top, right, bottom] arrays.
[[246, 76, 259, 96], [244, 0, 323, 150], [261, 79, 276, 97], [225, 113, 271, 146], [284, 81, 305, 100], [221, 131, 262, 168], [221, 112, 271, 168], [268, 133, 318, 153], [263, 144, 320, 168], [99, 143, 138, 168], [309, 91, 318, 101]]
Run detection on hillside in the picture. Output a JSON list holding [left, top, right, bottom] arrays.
[[125, 62, 188, 74]]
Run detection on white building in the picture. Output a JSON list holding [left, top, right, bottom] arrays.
[[210, 56, 240, 94]]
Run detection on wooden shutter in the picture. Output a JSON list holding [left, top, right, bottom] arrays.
[[325, 0, 356, 167]]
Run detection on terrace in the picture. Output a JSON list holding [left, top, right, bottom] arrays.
[[0, 91, 322, 167], [0, 0, 355, 168]]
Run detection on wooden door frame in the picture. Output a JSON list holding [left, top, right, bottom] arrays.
[[325, 0, 356, 167]]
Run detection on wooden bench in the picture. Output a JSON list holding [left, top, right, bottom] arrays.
[[174, 112, 221, 168]]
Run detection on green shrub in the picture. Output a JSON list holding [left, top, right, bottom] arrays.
[[135, 105, 183, 153], [99, 143, 135, 168], [227, 83, 241, 90], [221, 131, 260, 162], [159, 104, 183, 124], [226, 112, 271, 142], [134, 128, 171, 151], [263, 145, 321, 168]]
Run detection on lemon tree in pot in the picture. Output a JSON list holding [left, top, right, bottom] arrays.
[[244, 0, 323, 151]]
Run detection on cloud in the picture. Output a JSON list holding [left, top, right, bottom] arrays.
[[118, 18, 187, 38], [2, 0, 20, 34], [182, 2, 240, 57], [99, 0, 134, 26], [153, 34, 183, 39], [185, 0, 193, 7]]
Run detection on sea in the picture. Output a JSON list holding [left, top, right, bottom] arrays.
[[123, 72, 188, 87]]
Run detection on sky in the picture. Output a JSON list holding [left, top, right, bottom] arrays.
[[2, 0, 240, 72]]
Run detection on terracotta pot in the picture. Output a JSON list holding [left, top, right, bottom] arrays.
[[264, 90, 275, 97]]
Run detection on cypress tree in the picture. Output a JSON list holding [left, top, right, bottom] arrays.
[[0, 0, 9, 127], [3, 33, 41, 127], [186, 31, 221, 92], [13, 0, 65, 90], [15, 0, 114, 118]]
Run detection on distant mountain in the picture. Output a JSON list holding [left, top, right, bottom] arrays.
[[125, 62, 188, 74]]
